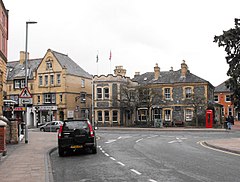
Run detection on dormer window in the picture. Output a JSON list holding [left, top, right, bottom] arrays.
[[46, 59, 53, 70]]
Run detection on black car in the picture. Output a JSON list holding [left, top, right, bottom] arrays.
[[58, 119, 97, 156]]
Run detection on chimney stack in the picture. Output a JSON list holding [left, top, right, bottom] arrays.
[[154, 63, 160, 80], [19, 51, 29, 64], [181, 60, 188, 77]]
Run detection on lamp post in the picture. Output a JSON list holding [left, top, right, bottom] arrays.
[[24, 21, 37, 144]]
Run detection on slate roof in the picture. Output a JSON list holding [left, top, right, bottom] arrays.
[[51, 50, 92, 79], [132, 69, 210, 85], [7, 49, 92, 80], [7, 59, 42, 80], [214, 80, 230, 92]]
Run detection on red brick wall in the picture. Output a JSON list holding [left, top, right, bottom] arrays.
[[0, 126, 6, 154]]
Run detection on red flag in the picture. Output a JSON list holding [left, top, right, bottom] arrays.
[[109, 50, 112, 61]]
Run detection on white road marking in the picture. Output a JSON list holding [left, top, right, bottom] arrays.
[[130, 169, 142, 175], [136, 138, 143, 143], [168, 140, 177, 144], [110, 157, 116, 161], [199, 141, 240, 157], [105, 139, 117, 144], [118, 136, 122, 139], [147, 135, 158, 139], [105, 153, 109, 157], [117, 162, 125, 166], [149, 179, 158, 182]]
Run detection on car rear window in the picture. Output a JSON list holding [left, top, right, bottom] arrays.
[[63, 121, 88, 131]]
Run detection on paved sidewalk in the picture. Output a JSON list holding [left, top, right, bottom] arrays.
[[204, 138, 240, 154], [0, 127, 239, 182], [0, 131, 57, 182]]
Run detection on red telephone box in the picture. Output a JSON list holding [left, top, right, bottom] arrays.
[[206, 110, 213, 128]]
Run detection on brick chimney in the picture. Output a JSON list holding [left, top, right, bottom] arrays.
[[181, 60, 188, 77], [19, 51, 29, 65], [154, 63, 160, 80]]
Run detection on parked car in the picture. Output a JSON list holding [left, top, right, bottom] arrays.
[[40, 121, 63, 132], [58, 119, 97, 156]]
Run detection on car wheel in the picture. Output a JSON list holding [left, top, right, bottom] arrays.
[[92, 146, 97, 154], [58, 146, 65, 157], [40, 128, 45, 132]]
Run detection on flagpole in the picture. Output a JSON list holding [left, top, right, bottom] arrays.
[[96, 51, 99, 76], [109, 50, 112, 74]]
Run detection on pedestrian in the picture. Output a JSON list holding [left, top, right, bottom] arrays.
[[227, 115, 232, 130]]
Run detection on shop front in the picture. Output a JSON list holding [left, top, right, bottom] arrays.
[[34, 105, 57, 126]]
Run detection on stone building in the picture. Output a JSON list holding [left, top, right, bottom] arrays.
[[93, 66, 138, 126], [0, 0, 8, 116], [132, 61, 215, 127], [5, 49, 92, 127]]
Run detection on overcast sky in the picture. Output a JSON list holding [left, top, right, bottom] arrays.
[[4, 0, 240, 86]]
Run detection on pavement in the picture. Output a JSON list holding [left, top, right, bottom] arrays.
[[0, 123, 239, 182]]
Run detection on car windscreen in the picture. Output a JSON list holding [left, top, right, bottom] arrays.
[[63, 121, 88, 131]]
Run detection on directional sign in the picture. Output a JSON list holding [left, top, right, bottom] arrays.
[[19, 98, 33, 105], [19, 87, 32, 98]]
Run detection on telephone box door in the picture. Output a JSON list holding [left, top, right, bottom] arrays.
[[206, 110, 213, 128]]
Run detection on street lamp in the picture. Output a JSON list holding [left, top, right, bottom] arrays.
[[25, 21, 37, 144]]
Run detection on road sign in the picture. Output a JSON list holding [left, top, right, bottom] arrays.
[[19, 98, 33, 105], [19, 87, 32, 98]]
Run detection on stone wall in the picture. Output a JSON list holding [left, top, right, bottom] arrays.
[[6, 120, 18, 144]]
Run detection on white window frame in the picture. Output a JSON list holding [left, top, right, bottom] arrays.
[[112, 110, 118, 122], [164, 110, 171, 121], [104, 111, 109, 121], [97, 88, 102, 99], [14, 80, 20, 89], [104, 87, 109, 99], [228, 107, 233, 116], [185, 109, 193, 121], [164, 88, 171, 100], [57, 74, 61, 85], [81, 79, 85, 88], [214, 95, 219, 102], [45, 75, 48, 86], [39, 75, 43, 86], [185, 87, 192, 98], [225, 95, 231, 102], [50, 75, 54, 85]]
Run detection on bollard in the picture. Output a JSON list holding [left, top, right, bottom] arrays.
[[0, 119, 7, 156]]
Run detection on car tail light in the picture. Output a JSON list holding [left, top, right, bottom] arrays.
[[87, 121, 94, 138], [58, 125, 63, 139]]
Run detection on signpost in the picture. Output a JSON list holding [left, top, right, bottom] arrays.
[[19, 87, 32, 144], [19, 87, 32, 105]]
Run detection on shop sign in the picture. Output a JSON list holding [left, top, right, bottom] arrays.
[[38, 106, 57, 111], [14, 107, 26, 111]]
